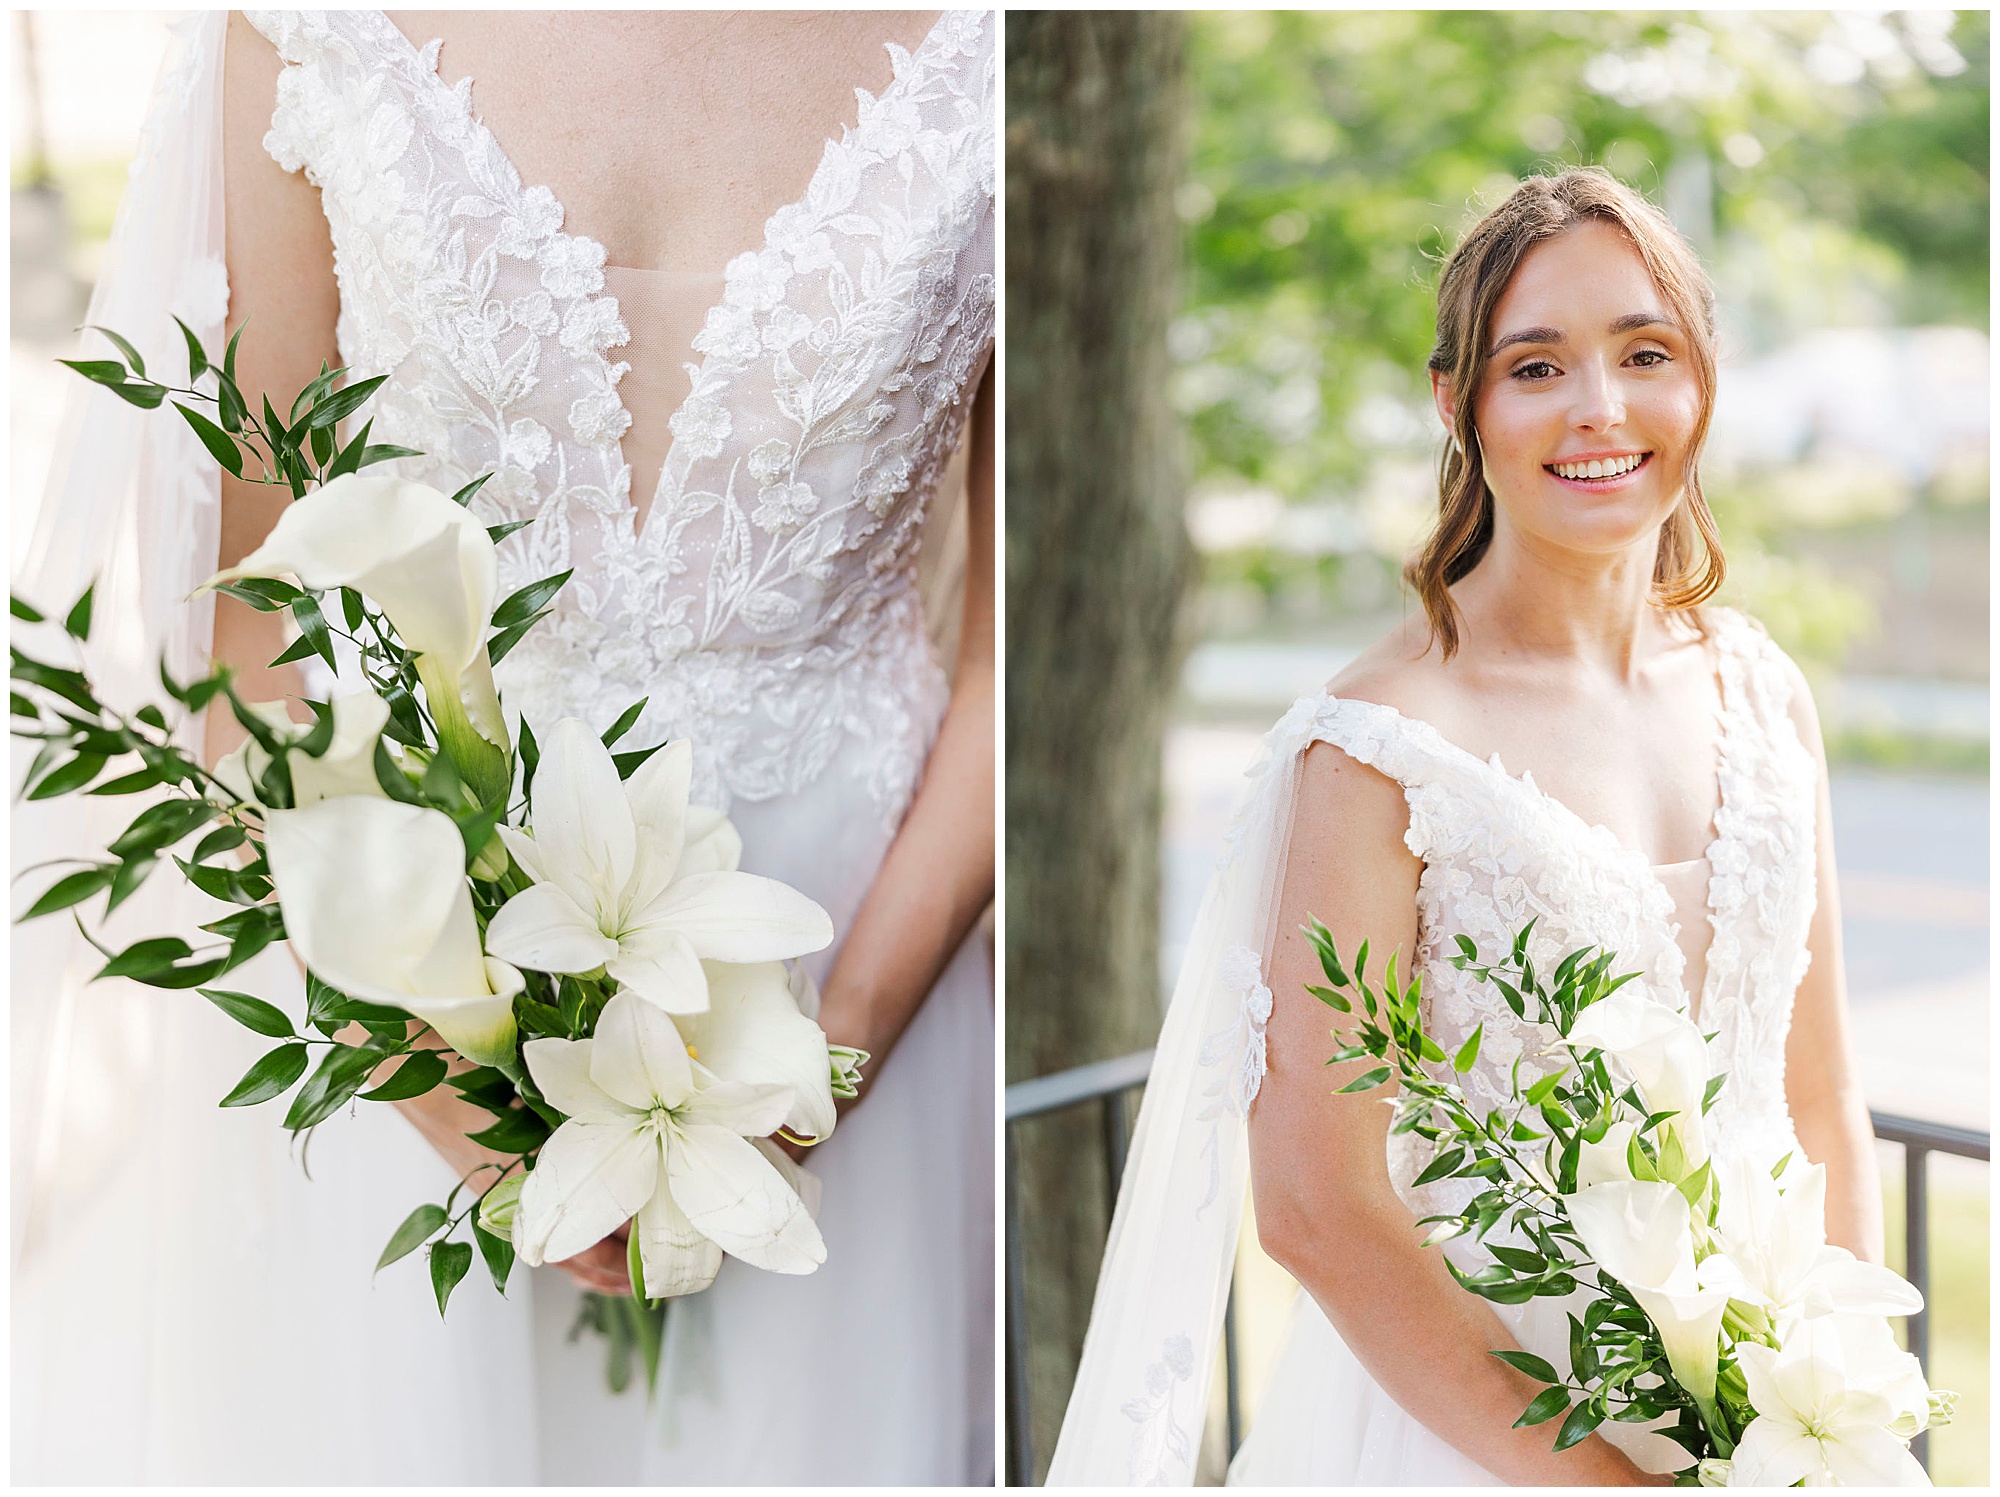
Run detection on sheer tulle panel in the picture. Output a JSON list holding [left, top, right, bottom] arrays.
[[599, 267, 724, 530]]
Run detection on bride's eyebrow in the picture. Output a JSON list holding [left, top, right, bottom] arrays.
[[1488, 312, 1678, 358], [1488, 325, 1563, 357]]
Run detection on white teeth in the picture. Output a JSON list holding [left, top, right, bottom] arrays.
[[1553, 454, 1643, 480]]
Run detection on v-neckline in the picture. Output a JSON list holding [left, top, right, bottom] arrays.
[[368, 9, 955, 541], [1322, 623, 1738, 1019]]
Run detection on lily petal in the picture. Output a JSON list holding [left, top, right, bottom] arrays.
[[1729, 1416, 1826, 1488], [686, 1079, 796, 1139], [680, 805, 744, 876], [1820, 1422, 1929, 1486], [530, 718, 637, 921], [497, 824, 548, 885], [666, 1122, 825, 1275], [637, 870, 834, 961], [751, 1138, 823, 1220], [1795, 1248, 1926, 1320], [521, 1035, 633, 1125], [623, 738, 691, 911], [589, 990, 695, 1112], [682, 961, 837, 1143], [485, 881, 621, 974], [513, 1118, 657, 1266], [605, 925, 710, 1014], [634, 1162, 723, 1298]]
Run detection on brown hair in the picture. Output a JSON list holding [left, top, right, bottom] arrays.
[[1407, 167, 1725, 659]]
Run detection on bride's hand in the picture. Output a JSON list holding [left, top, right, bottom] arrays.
[[554, 1222, 632, 1296]]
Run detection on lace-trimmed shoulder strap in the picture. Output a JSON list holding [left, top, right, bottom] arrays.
[[244, 10, 349, 69], [1295, 694, 1529, 867], [1705, 605, 1808, 736]]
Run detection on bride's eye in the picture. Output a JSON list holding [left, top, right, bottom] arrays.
[[1510, 359, 1559, 382], [1629, 348, 1670, 368]]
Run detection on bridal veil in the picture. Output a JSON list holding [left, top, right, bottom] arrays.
[[1046, 699, 1328, 1484]]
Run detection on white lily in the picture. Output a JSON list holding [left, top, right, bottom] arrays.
[[264, 795, 522, 1065], [1730, 1318, 1929, 1486], [513, 989, 825, 1297], [1565, 990, 1713, 1171], [1697, 1156, 1923, 1333], [206, 474, 510, 800], [1820, 1314, 1934, 1440], [1567, 1178, 1730, 1421], [484, 720, 831, 1014], [213, 690, 392, 809], [681, 960, 839, 1143]]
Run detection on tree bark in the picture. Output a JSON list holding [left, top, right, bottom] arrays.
[[1005, 12, 1192, 1481]]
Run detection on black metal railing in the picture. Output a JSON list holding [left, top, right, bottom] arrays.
[[1005, 1047, 1988, 1484], [1869, 1111, 1990, 1471]]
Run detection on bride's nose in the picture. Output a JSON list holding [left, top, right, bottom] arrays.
[[1568, 359, 1627, 433]]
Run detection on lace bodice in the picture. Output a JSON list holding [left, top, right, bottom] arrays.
[[1278, 608, 1818, 1223], [244, 10, 996, 818]]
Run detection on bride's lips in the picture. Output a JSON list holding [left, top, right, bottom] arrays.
[[1543, 451, 1652, 491]]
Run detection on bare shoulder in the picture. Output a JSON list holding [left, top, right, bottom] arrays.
[[1321, 610, 1458, 727], [1772, 643, 1827, 762]]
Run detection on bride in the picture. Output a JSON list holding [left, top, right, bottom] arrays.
[[1049, 169, 1881, 1485], [13, 9, 992, 1484]]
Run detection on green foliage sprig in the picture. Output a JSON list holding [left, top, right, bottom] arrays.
[[12, 322, 653, 1327], [1304, 917, 1736, 1468]]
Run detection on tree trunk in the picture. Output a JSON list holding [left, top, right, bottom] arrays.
[[1004, 12, 1192, 1482]]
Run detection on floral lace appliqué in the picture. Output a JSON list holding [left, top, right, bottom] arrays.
[[1123, 1333, 1196, 1486], [245, 10, 996, 820], [1199, 944, 1271, 1123]]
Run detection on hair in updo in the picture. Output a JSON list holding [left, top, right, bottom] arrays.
[[1407, 167, 1725, 660]]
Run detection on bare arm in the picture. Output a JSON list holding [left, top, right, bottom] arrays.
[[812, 365, 995, 1074], [1248, 740, 1659, 1486], [212, 11, 334, 764], [1779, 664, 1885, 1264]]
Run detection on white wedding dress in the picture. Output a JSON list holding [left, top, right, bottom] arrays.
[[1049, 607, 1819, 1485], [12, 8, 994, 1485]]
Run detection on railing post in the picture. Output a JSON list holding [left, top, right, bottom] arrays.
[[1006, 1127, 1035, 1486], [1904, 1142, 1930, 1473]]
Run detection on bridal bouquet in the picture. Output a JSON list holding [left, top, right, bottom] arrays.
[[13, 324, 866, 1388], [1303, 917, 1951, 1486]]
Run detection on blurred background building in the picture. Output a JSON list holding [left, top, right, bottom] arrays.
[[1155, 11, 1987, 1484]]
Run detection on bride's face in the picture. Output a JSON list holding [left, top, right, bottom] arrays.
[[1438, 219, 1703, 562]]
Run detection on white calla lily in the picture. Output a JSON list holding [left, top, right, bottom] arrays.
[[485, 720, 832, 1013], [1565, 990, 1713, 1170], [512, 990, 825, 1296], [1575, 1118, 1640, 1190], [206, 474, 509, 799], [1730, 1318, 1929, 1486], [1697, 1157, 1923, 1332], [212, 690, 392, 808], [264, 796, 522, 1065], [1567, 1179, 1729, 1420]]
